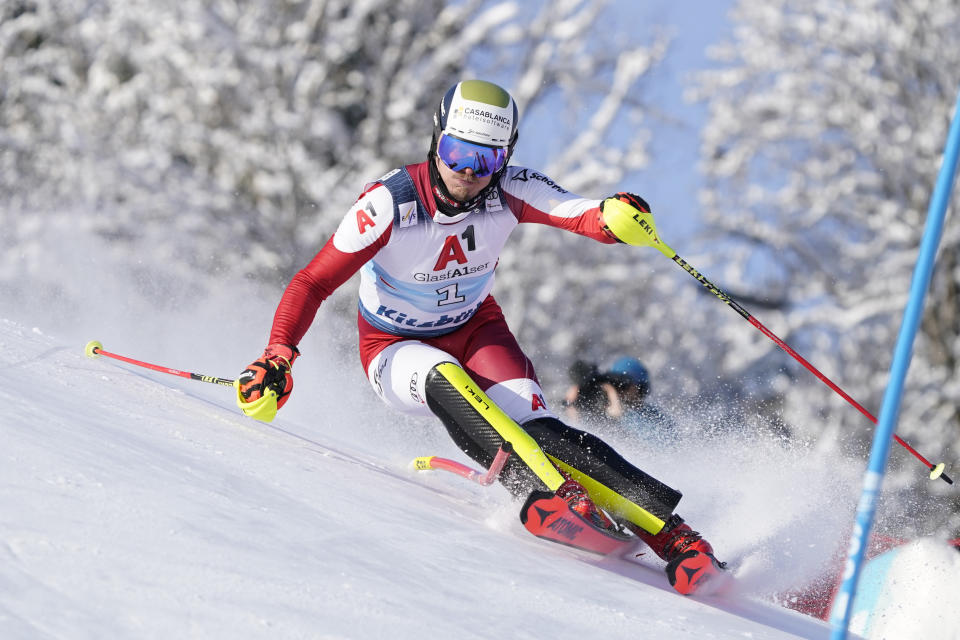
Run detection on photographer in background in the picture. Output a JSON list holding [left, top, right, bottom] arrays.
[[562, 360, 618, 425], [564, 356, 675, 443]]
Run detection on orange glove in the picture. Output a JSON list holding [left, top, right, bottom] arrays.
[[236, 344, 299, 422]]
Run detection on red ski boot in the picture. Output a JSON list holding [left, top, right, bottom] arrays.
[[627, 514, 728, 595], [521, 478, 633, 556], [554, 477, 616, 532]]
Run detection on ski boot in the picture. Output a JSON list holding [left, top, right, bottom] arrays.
[[627, 514, 728, 595], [554, 477, 617, 532], [520, 477, 633, 556]]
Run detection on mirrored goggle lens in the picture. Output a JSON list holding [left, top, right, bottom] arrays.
[[437, 134, 508, 177]]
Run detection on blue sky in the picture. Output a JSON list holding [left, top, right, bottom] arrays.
[[626, 0, 733, 239], [513, 0, 734, 240]]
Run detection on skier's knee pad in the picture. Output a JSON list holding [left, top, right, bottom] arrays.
[[521, 417, 682, 521], [424, 363, 547, 495]]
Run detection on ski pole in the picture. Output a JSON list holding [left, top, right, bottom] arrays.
[[616, 214, 952, 485], [412, 442, 513, 486], [84, 340, 236, 387], [670, 254, 951, 484]]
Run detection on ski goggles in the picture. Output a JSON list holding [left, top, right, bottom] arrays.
[[436, 133, 509, 177]]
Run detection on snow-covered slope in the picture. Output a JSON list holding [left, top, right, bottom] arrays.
[[0, 316, 866, 639]]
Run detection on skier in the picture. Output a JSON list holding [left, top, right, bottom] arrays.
[[563, 356, 676, 445], [237, 79, 725, 595]]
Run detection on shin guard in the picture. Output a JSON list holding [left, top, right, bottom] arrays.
[[424, 362, 565, 494]]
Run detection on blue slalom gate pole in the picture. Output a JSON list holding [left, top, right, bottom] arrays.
[[830, 88, 960, 639]]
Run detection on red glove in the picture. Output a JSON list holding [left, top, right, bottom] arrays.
[[236, 344, 299, 421], [605, 192, 650, 213]]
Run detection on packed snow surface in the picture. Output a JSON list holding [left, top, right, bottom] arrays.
[[1, 316, 953, 639]]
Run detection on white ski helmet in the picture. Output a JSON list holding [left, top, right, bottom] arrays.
[[434, 79, 519, 147], [428, 80, 519, 215]]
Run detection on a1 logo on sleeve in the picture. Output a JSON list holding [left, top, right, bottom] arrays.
[[356, 202, 378, 234], [332, 186, 393, 253]]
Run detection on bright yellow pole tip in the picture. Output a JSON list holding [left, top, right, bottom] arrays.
[[84, 340, 103, 358], [411, 456, 436, 471]]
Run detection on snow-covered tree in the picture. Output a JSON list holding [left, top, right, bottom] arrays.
[[2, 0, 515, 279], [692, 0, 960, 532]]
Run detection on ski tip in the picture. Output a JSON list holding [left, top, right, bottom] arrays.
[[668, 550, 732, 597], [84, 340, 103, 358]]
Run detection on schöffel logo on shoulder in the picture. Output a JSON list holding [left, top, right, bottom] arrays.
[[511, 168, 568, 193]]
